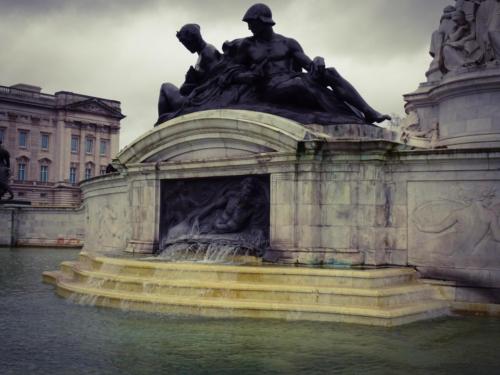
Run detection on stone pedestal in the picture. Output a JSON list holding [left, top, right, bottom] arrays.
[[58, 110, 500, 307], [404, 67, 500, 149]]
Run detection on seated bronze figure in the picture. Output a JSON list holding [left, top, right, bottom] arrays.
[[156, 3, 390, 126]]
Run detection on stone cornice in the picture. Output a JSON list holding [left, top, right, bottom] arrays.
[[61, 98, 125, 119], [404, 68, 500, 110]]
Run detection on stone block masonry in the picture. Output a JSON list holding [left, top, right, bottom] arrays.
[[0, 206, 84, 247]]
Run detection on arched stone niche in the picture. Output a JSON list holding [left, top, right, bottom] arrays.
[[82, 110, 405, 267], [112, 110, 326, 256], [117, 109, 316, 165]]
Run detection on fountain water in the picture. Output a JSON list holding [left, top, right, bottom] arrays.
[[157, 240, 262, 263], [43, 251, 449, 326], [42, 108, 459, 325]]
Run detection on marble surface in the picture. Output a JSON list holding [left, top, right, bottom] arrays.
[[3, 110, 499, 307]]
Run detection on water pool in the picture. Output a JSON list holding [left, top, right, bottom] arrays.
[[1, 248, 499, 375]]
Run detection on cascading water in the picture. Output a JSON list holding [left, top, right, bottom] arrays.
[[158, 175, 270, 264], [156, 239, 263, 263]]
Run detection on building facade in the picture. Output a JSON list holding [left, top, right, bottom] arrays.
[[0, 83, 124, 206]]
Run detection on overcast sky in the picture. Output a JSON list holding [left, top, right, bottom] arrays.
[[1, 0, 451, 149]]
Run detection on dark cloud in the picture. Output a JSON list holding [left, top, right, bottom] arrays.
[[1, 0, 450, 52], [0, 0, 453, 147], [0, 0, 451, 56], [0, 0, 152, 15]]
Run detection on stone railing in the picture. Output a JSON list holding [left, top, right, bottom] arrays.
[[11, 180, 56, 186], [0, 85, 55, 104]]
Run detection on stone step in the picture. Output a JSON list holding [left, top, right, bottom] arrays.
[[60, 265, 434, 308], [44, 254, 450, 326], [49, 276, 449, 327], [76, 253, 417, 288]]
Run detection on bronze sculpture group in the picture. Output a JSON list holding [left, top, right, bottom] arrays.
[[156, 4, 392, 257], [156, 3, 390, 126]]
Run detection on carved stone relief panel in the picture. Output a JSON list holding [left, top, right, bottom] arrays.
[[85, 193, 130, 253], [408, 181, 500, 285], [160, 175, 270, 258]]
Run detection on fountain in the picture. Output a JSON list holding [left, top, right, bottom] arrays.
[[43, 104, 451, 326], [158, 175, 270, 263], [43, 2, 500, 325]]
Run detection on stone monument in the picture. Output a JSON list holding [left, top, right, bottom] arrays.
[[399, 0, 500, 310], [42, 3, 500, 324], [151, 3, 393, 260], [156, 4, 390, 127], [403, 0, 500, 149]]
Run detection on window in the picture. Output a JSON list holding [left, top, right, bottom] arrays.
[[0, 128, 5, 143], [100, 166, 107, 175], [40, 165, 48, 182], [84, 163, 94, 180], [41, 134, 49, 150], [85, 167, 93, 180], [69, 167, 77, 184], [18, 163, 26, 181], [100, 139, 108, 156], [71, 136, 79, 153], [19, 130, 28, 148], [85, 138, 94, 154]]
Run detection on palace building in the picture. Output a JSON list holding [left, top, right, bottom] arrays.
[[0, 83, 124, 207]]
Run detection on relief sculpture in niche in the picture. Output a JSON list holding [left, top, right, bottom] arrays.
[[411, 185, 500, 267], [87, 199, 125, 250], [159, 175, 270, 261]]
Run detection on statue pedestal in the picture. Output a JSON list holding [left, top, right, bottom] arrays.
[[50, 109, 500, 311], [304, 123, 397, 143], [404, 66, 500, 149], [82, 110, 404, 266]]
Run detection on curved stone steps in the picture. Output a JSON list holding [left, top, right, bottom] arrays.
[[51, 276, 448, 327], [56, 264, 435, 308], [43, 253, 450, 326], [76, 253, 417, 288]]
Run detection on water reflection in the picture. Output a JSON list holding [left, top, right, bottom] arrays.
[[1, 248, 499, 375]]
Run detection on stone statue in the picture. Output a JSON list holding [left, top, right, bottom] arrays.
[[426, 5, 457, 81], [476, 0, 500, 61], [455, 0, 478, 21], [155, 3, 390, 126], [427, 0, 500, 81], [491, 0, 500, 58], [442, 10, 483, 73], [0, 141, 13, 201], [157, 24, 221, 125]]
